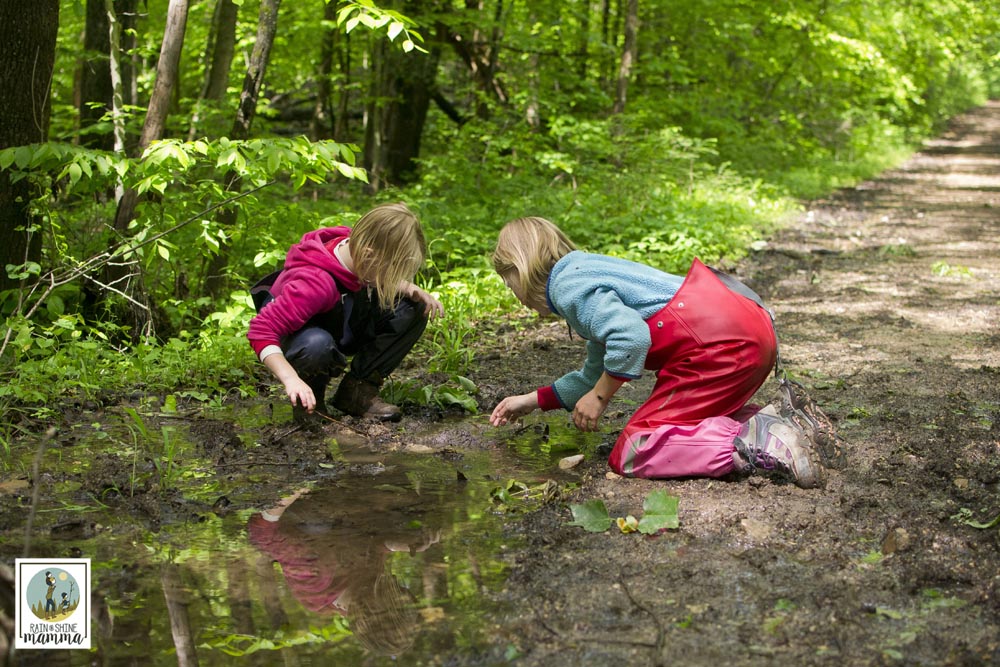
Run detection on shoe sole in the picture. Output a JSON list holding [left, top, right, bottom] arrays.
[[778, 378, 846, 470]]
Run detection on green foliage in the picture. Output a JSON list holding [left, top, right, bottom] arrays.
[[383, 375, 478, 413], [3, 0, 997, 430], [337, 0, 426, 53]]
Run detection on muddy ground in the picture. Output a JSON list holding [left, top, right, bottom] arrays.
[[5, 102, 1000, 665]]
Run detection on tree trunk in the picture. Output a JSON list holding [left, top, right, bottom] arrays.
[[188, 0, 240, 139], [79, 0, 114, 149], [576, 0, 591, 79], [311, 0, 339, 140], [105, 0, 189, 338], [365, 1, 443, 191], [204, 0, 239, 102], [612, 0, 638, 114], [204, 0, 281, 301], [0, 0, 59, 295], [443, 0, 507, 120], [106, 0, 127, 159], [335, 30, 352, 140], [113, 0, 189, 231]]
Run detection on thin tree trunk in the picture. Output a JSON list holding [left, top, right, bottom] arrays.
[[113, 0, 189, 228], [106, 0, 126, 194], [612, 0, 638, 114], [0, 0, 59, 295], [364, 35, 441, 191], [105, 0, 189, 338], [204, 0, 281, 301], [576, 0, 591, 79], [254, 554, 289, 630], [79, 0, 114, 149], [334, 29, 352, 139], [204, 0, 239, 101], [188, 0, 239, 139], [311, 0, 338, 140], [443, 0, 507, 120]]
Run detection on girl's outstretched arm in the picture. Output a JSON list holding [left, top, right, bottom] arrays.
[[490, 391, 540, 426]]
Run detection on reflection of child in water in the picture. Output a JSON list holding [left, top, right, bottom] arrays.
[[248, 483, 443, 656]]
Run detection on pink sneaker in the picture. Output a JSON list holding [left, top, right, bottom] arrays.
[[734, 405, 823, 488]]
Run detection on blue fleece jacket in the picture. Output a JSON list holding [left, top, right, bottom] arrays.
[[544, 251, 684, 410]]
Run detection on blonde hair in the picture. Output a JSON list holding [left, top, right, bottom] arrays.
[[350, 202, 426, 311], [492, 217, 576, 311]]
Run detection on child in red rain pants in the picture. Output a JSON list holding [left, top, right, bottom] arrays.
[[488, 216, 823, 488]]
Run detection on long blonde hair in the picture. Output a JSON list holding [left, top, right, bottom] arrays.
[[350, 202, 426, 311], [492, 217, 576, 311]]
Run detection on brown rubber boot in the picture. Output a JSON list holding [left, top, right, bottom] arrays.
[[332, 374, 402, 421]]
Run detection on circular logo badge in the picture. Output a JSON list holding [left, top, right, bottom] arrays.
[[26, 568, 80, 621]]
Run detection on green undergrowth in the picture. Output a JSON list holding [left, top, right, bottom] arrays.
[[0, 103, 947, 438]]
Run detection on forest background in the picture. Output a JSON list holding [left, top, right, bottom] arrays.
[[0, 0, 998, 435]]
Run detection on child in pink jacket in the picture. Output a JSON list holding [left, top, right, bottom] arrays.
[[248, 203, 443, 421]]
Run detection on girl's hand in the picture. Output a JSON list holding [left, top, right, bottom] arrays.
[[490, 392, 539, 426], [284, 376, 316, 412], [573, 389, 609, 432], [263, 352, 317, 411], [403, 282, 445, 319]]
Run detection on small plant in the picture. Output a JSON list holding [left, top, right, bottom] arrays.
[[383, 375, 478, 413], [951, 507, 1000, 533], [878, 243, 916, 257], [490, 479, 561, 510], [567, 489, 680, 534], [931, 261, 972, 278]]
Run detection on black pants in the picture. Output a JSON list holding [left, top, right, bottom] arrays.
[[257, 287, 427, 398]]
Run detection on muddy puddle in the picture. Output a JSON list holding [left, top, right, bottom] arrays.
[[2, 400, 599, 666]]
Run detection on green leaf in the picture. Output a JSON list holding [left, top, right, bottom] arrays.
[[638, 489, 680, 534], [67, 162, 82, 185], [0, 149, 15, 170], [568, 499, 612, 532], [46, 295, 65, 317], [14, 145, 33, 169]]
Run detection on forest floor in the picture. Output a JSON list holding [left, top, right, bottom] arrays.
[[5, 103, 999, 666], [463, 101, 1000, 666]]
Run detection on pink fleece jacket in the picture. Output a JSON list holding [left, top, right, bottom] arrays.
[[247, 226, 362, 357]]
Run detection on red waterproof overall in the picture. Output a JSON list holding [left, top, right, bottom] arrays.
[[608, 259, 776, 478]]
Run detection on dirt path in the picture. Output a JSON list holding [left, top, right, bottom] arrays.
[[487, 102, 1000, 666]]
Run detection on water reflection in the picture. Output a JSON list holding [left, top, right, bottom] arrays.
[[6, 414, 588, 666], [247, 464, 458, 657]]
